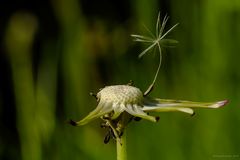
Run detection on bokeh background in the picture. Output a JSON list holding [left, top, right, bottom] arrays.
[[0, 0, 240, 159]]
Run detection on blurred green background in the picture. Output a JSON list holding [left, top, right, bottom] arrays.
[[0, 0, 240, 159]]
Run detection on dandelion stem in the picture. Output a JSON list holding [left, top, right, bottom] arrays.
[[116, 131, 127, 160]]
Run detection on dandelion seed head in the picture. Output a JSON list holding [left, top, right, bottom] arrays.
[[97, 85, 143, 105]]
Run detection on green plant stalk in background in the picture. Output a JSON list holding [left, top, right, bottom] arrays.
[[4, 11, 58, 160], [5, 13, 41, 160]]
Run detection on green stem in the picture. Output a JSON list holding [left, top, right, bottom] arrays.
[[116, 131, 127, 160]]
